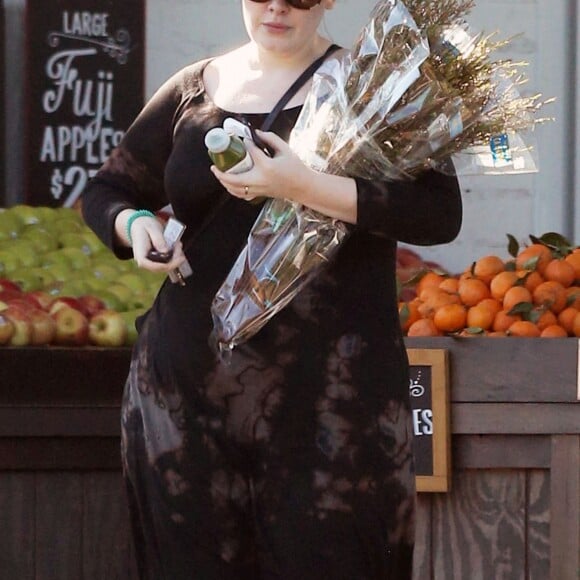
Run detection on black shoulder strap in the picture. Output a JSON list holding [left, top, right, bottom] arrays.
[[182, 44, 341, 258], [261, 43, 341, 132]]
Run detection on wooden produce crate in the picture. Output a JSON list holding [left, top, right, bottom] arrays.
[[0, 339, 578, 579]]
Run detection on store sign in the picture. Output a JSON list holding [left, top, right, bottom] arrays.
[[408, 349, 451, 492], [24, 0, 145, 208]]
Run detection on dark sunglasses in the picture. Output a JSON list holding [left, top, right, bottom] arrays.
[[249, 0, 322, 9]]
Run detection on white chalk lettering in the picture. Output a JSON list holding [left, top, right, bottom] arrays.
[[412, 409, 434, 436], [62, 11, 109, 37]]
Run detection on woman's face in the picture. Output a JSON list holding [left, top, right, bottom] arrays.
[[242, 0, 335, 58]]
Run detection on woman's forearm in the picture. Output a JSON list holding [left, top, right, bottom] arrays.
[[290, 167, 358, 224]]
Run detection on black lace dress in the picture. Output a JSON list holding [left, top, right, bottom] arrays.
[[82, 58, 462, 580]]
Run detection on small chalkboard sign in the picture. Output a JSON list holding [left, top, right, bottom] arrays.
[[407, 348, 451, 492], [24, 0, 145, 208]]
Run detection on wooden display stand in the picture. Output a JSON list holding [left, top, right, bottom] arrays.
[[0, 338, 578, 579]]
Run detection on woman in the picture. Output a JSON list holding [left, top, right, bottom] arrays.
[[82, 1, 462, 578]]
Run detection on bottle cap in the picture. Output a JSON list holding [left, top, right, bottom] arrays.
[[204, 127, 230, 153]]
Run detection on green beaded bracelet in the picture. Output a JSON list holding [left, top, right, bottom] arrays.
[[126, 209, 155, 245]]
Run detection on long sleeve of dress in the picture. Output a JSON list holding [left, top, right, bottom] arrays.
[[355, 169, 462, 246], [80, 67, 190, 257]]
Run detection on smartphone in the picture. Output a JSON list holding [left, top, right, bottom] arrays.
[[147, 249, 173, 263], [246, 122, 275, 158], [222, 117, 275, 158]]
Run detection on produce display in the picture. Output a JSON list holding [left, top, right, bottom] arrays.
[[0, 205, 166, 347], [399, 233, 580, 338]]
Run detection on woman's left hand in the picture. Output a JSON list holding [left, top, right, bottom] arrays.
[[210, 130, 310, 203]]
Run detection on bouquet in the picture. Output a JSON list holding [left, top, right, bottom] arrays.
[[210, 0, 553, 354]]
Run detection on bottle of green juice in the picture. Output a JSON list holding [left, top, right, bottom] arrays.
[[205, 128, 254, 174]]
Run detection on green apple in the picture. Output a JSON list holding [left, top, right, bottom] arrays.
[[41, 250, 72, 269], [58, 232, 93, 254], [94, 290, 126, 312], [9, 270, 44, 292], [0, 251, 22, 275], [59, 279, 92, 296], [8, 205, 45, 225], [81, 231, 108, 254], [120, 308, 146, 345], [42, 262, 71, 283], [0, 212, 23, 241], [117, 272, 148, 293], [7, 240, 42, 267], [90, 261, 122, 281], [59, 247, 91, 269], [107, 283, 135, 305], [82, 276, 112, 292], [49, 218, 84, 236], [27, 267, 56, 288], [19, 227, 59, 252]]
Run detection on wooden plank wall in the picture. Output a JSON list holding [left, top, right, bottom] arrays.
[[0, 472, 138, 580], [0, 340, 578, 579]]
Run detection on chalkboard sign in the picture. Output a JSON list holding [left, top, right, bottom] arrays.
[[24, 0, 145, 208], [407, 348, 451, 492]]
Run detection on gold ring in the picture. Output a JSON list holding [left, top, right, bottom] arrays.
[[244, 186, 249, 196]]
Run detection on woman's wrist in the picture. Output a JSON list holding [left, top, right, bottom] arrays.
[[115, 208, 155, 247]]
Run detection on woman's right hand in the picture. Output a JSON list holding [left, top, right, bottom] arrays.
[[115, 209, 186, 273]]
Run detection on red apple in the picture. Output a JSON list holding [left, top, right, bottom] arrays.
[[52, 306, 89, 346], [78, 295, 106, 318], [88, 309, 128, 347], [396, 248, 424, 268], [49, 296, 87, 317], [7, 295, 44, 312], [28, 308, 57, 345], [2, 306, 33, 346], [0, 278, 22, 294], [26, 290, 56, 312], [0, 313, 15, 345], [0, 289, 22, 303]]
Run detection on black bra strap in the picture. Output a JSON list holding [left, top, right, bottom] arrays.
[[261, 43, 341, 132]]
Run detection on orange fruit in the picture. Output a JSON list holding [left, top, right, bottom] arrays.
[[493, 309, 522, 332], [407, 318, 441, 337], [466, 303, 495, 331], [557, 307, 578, 334], [399, 300, 421, 332], [534, 308, 558, 331], [478, 298, 502, 317], [490, 271, 519, 301], [543, 259, 576, 288], [540, 324, 568, 338], [473, 255, 505, 284], [564, 286, 580, 309], [564, 252, 580, 282], [438, 277, 459, 294], [517, 270, 544, 293], [502, 286, 533, 313], [532, 280, 567, 313], [573, 312, 580, 337], [416, 272, 446, 298], [507, 320, 541, 337], [458, 278, 491, 307], [515, 243, 552, 274], [433, 303, 467, 333], [488, 330, 507, 337], [417, 290, 460, 319]]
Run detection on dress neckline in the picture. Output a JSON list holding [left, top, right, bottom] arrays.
[[197, 59, 304, 118]]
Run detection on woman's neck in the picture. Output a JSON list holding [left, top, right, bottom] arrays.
[[244, 37, 330, 73]]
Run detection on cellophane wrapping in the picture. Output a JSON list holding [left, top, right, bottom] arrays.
[[210, 0, 552, 353]]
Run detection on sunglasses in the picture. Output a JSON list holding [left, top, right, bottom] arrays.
[[249, 0, 322, 9]]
